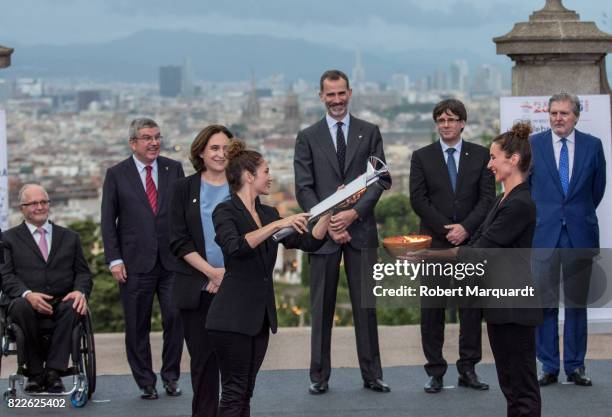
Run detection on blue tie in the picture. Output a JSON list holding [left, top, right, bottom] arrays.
[[558, 138, 569, 196], [446, 148, 457, 192]]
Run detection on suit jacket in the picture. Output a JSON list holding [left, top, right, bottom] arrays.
[[101, 155, 185, 274], [410, 140, 495, 248], [169, 172, 219, 310], [294, 115, 388, 253], [530, 129, 606, 249], [206, 194, 325, 336], [0, 222, 92, 304], [459, 182, 542, 325]]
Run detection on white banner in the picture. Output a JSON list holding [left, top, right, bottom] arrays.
[[0, 109, 8, 230], [500, 95, 612, 323]]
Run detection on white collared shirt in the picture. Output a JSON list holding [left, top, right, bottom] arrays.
[[551, 130, 575, 180], [132, 155, 158, 190], [439, 138, 463, 170], [325, 113, 350, 151], [25, 220, 52, 256]]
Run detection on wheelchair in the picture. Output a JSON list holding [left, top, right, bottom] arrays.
[[0, 297, 97, 407]]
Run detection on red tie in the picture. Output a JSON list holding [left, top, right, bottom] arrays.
[[145, 165, 158, 214]]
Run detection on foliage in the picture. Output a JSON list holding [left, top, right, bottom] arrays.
[[374, 193, 420, 238]]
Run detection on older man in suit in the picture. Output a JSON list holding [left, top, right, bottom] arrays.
[[101, 118, 185, 399], [409, 99, 495, 393], [294, 69, 390, 394], [531, 93, 606, 387], [1, 184, 92, 393]]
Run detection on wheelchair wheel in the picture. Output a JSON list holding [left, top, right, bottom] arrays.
[[70, 389, 88, 408], [3, 388, 17, 405], [81, 313, 96, 398]]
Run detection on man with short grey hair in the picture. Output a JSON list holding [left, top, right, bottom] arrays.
[[1, 184, 92, 394], [530, 93, 606, 387], [101, 118, 185, 399]]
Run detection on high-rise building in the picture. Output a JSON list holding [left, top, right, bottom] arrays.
[[390, 73, 410, 95], [472, 64, 503, 97], [243, 72, 260, 122], [76, 90, 101, 112], [283, 86, 300, 133], [450, 60, 469, 93], [181, 57, 195, 98], [352, 49, 366, 92], [159, 65, 182, 97]]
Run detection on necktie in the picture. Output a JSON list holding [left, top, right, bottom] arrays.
[[559, 138, 569, 196], [37, 227, 48, 261], [336, 122, 346, 178], [446, 148, 458, 192], [145, 165, 158, 214]]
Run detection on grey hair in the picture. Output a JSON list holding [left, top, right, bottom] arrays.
[[18, 183, 48, 204], [549, 93, 581, 118], [128, 118, 159, 140]]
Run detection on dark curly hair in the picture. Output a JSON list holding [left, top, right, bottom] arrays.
[[189, 125, 233, 172], [492, 122, 533, 174]]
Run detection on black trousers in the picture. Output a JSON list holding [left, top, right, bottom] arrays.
[[309, 246, 382, 383], [8, 297, 80, 375], [209, 320, 270, 417], [181, 291, 219, 417], [420, 307, 483, 377], [488, 323, 541, 417], [119, 259, 184, 388]]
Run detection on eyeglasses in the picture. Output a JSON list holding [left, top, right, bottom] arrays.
[[134, 135, 163, 143], [436, 118, 461, 126], [21, 200, 50, 208]]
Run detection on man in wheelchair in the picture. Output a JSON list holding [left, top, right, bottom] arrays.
[[0, 184, 92, 393]]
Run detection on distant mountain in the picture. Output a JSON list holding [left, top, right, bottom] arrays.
[[4, 30, 506, 82]]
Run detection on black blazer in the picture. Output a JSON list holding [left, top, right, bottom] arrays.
[[410, 141, 495, 248], [460, 182, 543, 326], [101, 155, 185, 273], [1, 222, 92, 304], [294, 115, 388, 253], [206, 194, 325, 336], [169, 172, 226, 309]]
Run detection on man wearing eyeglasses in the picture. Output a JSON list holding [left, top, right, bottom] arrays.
[[101, 118, 185, 399], [531, 93, 606, 388], [409, 99, 495, 393], [1, 184, 92, 393]]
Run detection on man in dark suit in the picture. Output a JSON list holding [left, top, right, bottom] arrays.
[[101, 118, 185, 399], [531, 93, 606, 387], [409, 99, 495, 393], [1, 184, 92, 393], [294, 69, 390, 394]]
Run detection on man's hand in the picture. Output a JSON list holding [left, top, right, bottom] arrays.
[[208, 267, 225, 287], [110, 263, 127, 283], [329, 229, 351, 244], [330, 209, 358, 233], [445, 224, 469, 246], [25, 292, 54, 315], [63, 291, 88, 315]]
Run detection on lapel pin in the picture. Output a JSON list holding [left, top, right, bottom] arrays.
[[193, 198, 197, 203], [465, 152, 469, 156], [358, 135, 363, 139], [165, 166, 169, 171]]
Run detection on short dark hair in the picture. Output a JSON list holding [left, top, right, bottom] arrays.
[[432, 99, 467, 122], [492, 122, 533, 174], [319, 69, 350, 91], [190, 125, 233, 172], [225, 140, 263, 193]]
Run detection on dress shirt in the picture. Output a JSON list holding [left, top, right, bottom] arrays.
[[22, 221, 52, 298], [325, 113, 350, 151], [132, 155, 159, 189], [439, 138, 463, 170], [551, 129, 575, 180]]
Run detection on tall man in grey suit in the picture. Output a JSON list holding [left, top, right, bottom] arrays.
[[294, 69, 389, 394], [101, 118, 185, 399], [1, 184, 92, 393]]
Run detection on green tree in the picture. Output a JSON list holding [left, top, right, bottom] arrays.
[[375, 193, 420, 238]]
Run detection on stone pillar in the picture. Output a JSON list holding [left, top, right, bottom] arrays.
[[493, 0, 612, 97], [0, 44, 14, 69]]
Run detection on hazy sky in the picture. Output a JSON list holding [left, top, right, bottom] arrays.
[[1, 0, 610, 56]]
